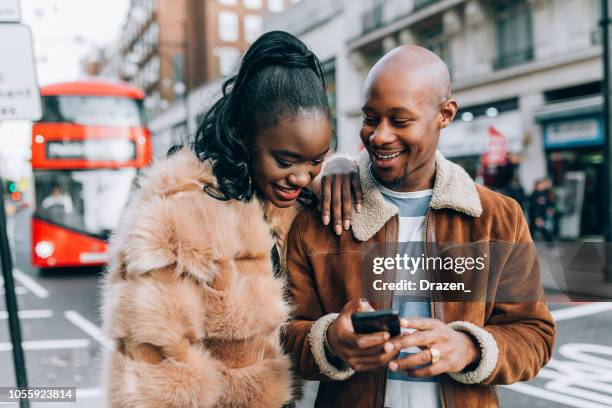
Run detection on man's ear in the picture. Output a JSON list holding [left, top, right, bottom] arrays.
[[439, 99, 458, 129]]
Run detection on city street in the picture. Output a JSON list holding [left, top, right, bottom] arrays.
[[1, 207, 612, 408], [1, 207, 106, 407], [0, 0, 611, 407]]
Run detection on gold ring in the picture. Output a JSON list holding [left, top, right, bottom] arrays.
[[429, 346, 441, 364]]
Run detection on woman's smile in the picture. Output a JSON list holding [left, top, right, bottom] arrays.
[[271, 183, 302, 202]]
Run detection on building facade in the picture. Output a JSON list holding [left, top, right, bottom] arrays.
[[81, 44, 122, 79], [265, 0, 605, 239], [117, 0, 186, 117], [139, 0, 299, 157]]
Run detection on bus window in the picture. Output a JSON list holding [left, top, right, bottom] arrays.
[[33, 168, 136, 240], [39, 95, 145, 127]]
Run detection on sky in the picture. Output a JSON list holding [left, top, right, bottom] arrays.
[[0, 0, 130, 180]]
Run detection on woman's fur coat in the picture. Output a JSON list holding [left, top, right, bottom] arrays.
[[101, 148, 299, 407]]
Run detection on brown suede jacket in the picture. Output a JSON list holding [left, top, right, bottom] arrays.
[[283, 151, 556, 408]]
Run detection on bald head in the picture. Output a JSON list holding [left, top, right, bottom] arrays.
[[364, 45, 451, 106]]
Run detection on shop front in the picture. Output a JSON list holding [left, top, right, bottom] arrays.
[[440, 109, 524, 184], [537, 107, 604, 240]]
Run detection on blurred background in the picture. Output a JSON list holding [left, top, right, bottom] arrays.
[[1, 0, 612, 407]]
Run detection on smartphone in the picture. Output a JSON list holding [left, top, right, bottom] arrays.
[[351, 309, 401, 337]]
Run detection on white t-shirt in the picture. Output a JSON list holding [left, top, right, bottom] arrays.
[[371, 171, 440, 408]]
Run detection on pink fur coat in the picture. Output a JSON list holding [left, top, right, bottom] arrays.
[[101, 148, 298, 407]]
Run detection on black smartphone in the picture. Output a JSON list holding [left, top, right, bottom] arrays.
[[351, 309, 401, 337]]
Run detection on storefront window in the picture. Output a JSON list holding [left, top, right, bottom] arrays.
[[548, 150, 604, 237]]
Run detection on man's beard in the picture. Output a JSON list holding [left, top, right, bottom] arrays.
[[371, 164, 411, 190], [386, 166, 412, 189]]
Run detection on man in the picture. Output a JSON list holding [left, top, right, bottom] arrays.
[[283, 45, 555, 407], [41, 183, 73, 214], [529, 178, 555, 242]]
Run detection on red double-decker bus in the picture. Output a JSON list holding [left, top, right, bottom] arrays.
[[31, 79, 152, 269]]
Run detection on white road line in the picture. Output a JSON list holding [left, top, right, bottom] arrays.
[[0, 339, 90, 352], [64, 310, 113, 350], [551, 303, 612, 322], [505, 383, 610, 408], [0, 287, 26, 296], [0, 309, 54, 319], [12, 268, 49, 298]]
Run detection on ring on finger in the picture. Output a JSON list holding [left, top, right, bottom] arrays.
[[429, 346, 441, 364]]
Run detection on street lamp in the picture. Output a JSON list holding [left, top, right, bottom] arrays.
[[601, 0, 612, 281]]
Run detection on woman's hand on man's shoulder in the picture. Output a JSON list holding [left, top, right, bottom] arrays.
[[316, 155, 362, 236]]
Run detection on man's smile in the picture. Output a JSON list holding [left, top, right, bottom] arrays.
[[371, 149, 406, 160]]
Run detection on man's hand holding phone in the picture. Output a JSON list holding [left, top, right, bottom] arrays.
[[326, 300, 401, 372], [384, 318, 481, 378]]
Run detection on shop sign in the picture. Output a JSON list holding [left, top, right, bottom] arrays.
[[440, 111, 523, 158], [543, 116, 603, 149], [481, 126, 508, 166], [45, 139, 136, 162]]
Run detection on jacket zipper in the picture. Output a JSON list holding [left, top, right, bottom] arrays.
[[423, 208, 448, 408], [378, 215, 399, 408], [391, 215, 398, 304]]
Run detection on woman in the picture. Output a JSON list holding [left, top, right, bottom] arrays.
[[101, 31, 352, 407]]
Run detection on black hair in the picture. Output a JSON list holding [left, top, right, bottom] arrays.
[[192, 30, 331, 202]]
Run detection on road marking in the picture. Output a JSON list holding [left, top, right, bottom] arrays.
[[505, 383, 609, 408], [506, 342, 612, 407], [0, 309, 53, 319], [0, 286, 26, 296], [64, 310, 113, 350], [551, 303, 612, 322], [0, 339, 90, 352], [557, 343, 612, 369], [12, 268, 49, 298]]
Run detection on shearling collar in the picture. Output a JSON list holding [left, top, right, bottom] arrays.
[[351, 150, 482, 242]]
